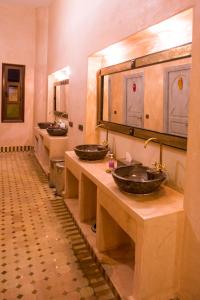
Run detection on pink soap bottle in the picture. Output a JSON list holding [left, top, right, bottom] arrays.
[[108, 153, 115, 170]]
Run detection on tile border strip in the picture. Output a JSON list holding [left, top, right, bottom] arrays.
[[0, 145, 33, 153]]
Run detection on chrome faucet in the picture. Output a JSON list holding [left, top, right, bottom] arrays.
[[144, 137, 164, 172]]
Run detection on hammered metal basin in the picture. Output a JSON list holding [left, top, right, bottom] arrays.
[[74, 144, 109, 161], [46, 127, 68, 136], [112, 165, 166, 194], [38, 122, 54, 129]]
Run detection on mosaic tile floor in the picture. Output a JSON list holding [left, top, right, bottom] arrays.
[[0, 152, 117, 300]]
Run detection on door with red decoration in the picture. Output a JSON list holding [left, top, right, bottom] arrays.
[[164, 64, 191, 137], [124, 73, 144, 127]]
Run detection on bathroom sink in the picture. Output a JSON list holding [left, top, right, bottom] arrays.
[[38, 122, 54, 129], [46, 127, 68, 136], [112, 165, 166, 194], [74, 144, 109, 160]]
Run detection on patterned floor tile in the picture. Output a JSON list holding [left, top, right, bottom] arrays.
[[0, 152, 118, 300]]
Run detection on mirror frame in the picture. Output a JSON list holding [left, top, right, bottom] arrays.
[[97, 43, 192, 150], [54, 79, 69, 119]]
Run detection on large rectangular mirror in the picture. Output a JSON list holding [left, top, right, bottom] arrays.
[[97, 9, 192, 150]]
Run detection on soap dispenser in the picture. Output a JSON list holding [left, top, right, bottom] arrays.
[[107, 153, 115, 172]]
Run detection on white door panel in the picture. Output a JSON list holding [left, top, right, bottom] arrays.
[[164, 65, 190, 137], [125, 74, 144, 127]]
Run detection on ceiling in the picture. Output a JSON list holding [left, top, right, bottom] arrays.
[[0, 0, 52, 7]]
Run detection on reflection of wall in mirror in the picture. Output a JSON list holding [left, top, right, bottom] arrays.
[[103, 76, 109, 121], [103, 56, 191, 133], [103, 72, 129, 124], [56, 86, 61, 110], [56, 84, 69, 112], [109, 73, 124, 124], [61, 84, 69, 112], [60, 85, 65, 111]]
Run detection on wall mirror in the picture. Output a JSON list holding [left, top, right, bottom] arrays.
[[97, 9, 192, 150], [54, 79, 69, 118]]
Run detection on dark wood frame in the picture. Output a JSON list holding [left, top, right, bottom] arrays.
[[54, 79, 69, 119], [2, 63, 25, 123], [97, 43, 192, 151]]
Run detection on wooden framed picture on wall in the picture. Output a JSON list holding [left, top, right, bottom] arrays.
[[1, 63, 25, 122]]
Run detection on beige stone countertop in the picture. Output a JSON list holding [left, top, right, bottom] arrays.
[[65, 151, 184, 223]]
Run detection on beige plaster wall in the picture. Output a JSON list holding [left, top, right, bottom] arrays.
[[0, 3, 35, 146], [34, 7, 48, 126], [180, 1, 200, 299], [47, 74, 55, 122], [47, 0, 193, 148], [86, 56, 103, 143], [47, 0, 200, 297]]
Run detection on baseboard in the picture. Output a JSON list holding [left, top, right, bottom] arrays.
[[0, 145, 33, 153]]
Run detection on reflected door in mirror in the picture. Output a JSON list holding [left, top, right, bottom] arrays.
[[103, 72, 144, 127], [164, 64, 190, 137], [125, 73, 144, 127]]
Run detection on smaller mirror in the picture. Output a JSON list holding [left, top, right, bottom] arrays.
[[54, 79, 69, 118]]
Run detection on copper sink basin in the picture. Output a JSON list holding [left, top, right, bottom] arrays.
[[112, 165, 166, 194]]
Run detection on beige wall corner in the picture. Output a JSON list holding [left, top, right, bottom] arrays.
[[34, 7, 49, 126], [180, 1, 200, 298], [0, 4, 35, 146], [85, 56, 103, 144]]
